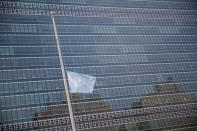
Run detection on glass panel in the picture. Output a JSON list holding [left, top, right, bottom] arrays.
[[0, 0, 197, 130]]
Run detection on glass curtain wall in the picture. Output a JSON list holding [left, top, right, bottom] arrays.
[[0, 0, 197, 130]]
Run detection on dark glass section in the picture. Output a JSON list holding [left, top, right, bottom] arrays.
[[0, 0, 197, 131]]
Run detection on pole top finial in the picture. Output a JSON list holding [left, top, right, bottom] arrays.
[[50, 11, 55, 15]]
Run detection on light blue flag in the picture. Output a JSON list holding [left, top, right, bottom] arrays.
[[67, 71, 96, 93]]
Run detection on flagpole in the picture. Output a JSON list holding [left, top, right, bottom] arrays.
[[50, 11, 77, 131]]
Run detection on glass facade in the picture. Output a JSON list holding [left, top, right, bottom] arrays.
[[0, 0, 197, 130]]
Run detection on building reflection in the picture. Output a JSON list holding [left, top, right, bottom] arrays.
[[141, 77, 196, 107], [121, 77, 197, 130], [33, 77, 197, 130], [34, 93, 111, 129]]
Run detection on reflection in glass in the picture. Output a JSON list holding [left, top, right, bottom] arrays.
[[1, 0, 197, 130]]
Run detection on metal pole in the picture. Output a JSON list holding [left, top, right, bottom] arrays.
[[50, 11, 77, 131]]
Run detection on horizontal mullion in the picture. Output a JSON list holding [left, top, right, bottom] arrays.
[[1, 51, 196, 58], [1, 42, 197, 47], [1, 79, 197, 99], [1, 68, 196, 83], [0, 66, 197, 81], [1, 78, 196, 98], [0, 77, 62, 83], [1, 61, 196, 74], [0, 42, 197, 47], [1, 8, 197, 19], [0, 51, 196, 58], [1, 60, 196, 70], [1, 85, 197, 104], [70, 91, 197, 105], [2, 32, 197, 36], [1, 34, 197, 36], [2, 23, 197, 27], [1, 24, 197, 33], [1, 20, 197, 26], [1, 91, 197, 111]]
